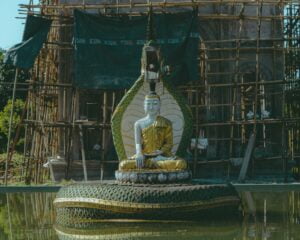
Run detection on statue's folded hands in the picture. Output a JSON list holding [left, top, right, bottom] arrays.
[[144, 150, 163, 157]]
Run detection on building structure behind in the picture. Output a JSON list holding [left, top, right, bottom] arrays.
[[9, 0, 299, 183]]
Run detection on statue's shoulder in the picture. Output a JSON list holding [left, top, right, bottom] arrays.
[[155, 115, 172, 128], [135, 117, 147, 128]]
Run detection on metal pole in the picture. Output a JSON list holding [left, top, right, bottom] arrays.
[[4, 68, 19, 185]]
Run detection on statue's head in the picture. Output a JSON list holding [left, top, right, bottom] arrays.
[[144, 94, 160, 116]]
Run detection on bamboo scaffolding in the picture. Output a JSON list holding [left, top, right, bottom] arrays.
[[11, 0, 299, 183], [1, 78, 298, 88], [229, 3, 244, 161], [19, 1, 300, 11], [17, 11, 300, 21], [4, 69, 19, 185], [197, 117, 300, 127], [17, 116, 300, 127], [180, 79, 298, 88], [193, 70, 200, 175], [252, 1, 263, 151]]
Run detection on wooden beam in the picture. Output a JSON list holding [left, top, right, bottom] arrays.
[[19, 0, 298, 10], [238, 133, 256, 182], [78, 124, 88, 181]]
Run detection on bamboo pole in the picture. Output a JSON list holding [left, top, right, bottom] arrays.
[[65, 88, 76, 178], [17, 10, 300, 20], [1, 78, 298, 88], [193, 84, 199, 175], [5, 97, 29, 180], [19, 1, 300, 10], [4, 69, 19, 185], [197, 117, 300, 127], [79, 124, 88, 181], [19, 116, 300, 126], [22, 92, 31, 180], [178, 79, 299, 89], [230, 3, 244, 159], [282, 89, 288, 182], [24, 88, 34, 183], [101, 92, 108, 180], [252, 0, 263, 137], [241, 75, 246, 144]]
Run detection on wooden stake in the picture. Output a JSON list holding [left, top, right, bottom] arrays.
[[238, 133, 256, 182], [79, 124, 88, 181], [101, 92, 108, 181], [4, 68, 19, 185], [230, 3, 244, 159]]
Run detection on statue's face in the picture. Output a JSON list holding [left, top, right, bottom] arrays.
[[144, 98, 160, 115]]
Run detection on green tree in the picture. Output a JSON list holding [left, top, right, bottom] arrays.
[[0, 49, 28, 111], [0, 99, 25, 152], [0, 48, 28, 153]]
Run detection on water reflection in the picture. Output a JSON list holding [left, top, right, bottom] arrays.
[[0, 192, 57, 240], [240, 191, 300, 240], [0, 191, 299, 240], [54, 221, 242, 240]]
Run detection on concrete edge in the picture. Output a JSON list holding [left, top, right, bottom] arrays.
[[0, 186, 61, 193], [233, 183, 300, 192]]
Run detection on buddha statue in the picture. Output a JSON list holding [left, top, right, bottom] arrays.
[[119, 93, 187, 171]]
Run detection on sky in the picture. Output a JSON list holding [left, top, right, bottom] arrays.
[[0, 0, 30, 50]]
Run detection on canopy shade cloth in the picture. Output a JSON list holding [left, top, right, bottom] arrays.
[[73, 9, 199, 89], [4, 15, 52, 70]]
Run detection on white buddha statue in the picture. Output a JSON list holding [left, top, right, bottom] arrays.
[[119, 93, 187, 171]]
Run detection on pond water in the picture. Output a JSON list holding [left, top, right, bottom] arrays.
[[0, 190, 299, 240]]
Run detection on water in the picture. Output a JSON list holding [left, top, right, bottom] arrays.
[[0, 190, 299, 240]]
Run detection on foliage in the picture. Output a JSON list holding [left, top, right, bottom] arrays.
[[0, 153, 24, 174], [0, 47, 4, 58], [0, 49, 28, 154], [0, 192, 56, 239], [0, 51, 28, 111], [0, 99, 25, 136], [0, 99, 25, 152]]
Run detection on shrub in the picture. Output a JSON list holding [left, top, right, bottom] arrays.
[[0, 99, 25, 152]]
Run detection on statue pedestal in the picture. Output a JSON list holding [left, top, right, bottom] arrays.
[[54, 180, 241, 223], [115, 170, 192, 184]]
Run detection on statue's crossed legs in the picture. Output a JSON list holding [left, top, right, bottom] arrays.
[[119, 158, 187, 171]]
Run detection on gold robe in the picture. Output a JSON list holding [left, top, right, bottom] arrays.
[[119, 116, 187, 171]]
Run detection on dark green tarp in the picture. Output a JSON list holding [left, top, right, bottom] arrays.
[[4, 15, 52, 69], [74, 10, 199, 89]]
